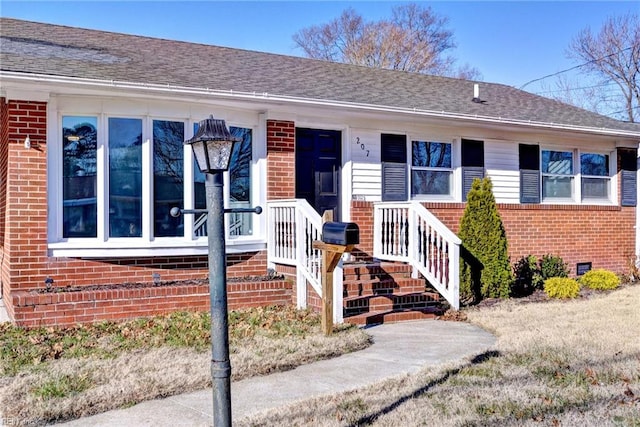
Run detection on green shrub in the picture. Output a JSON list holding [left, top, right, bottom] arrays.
[[540, 254, 569, 279], [579, 269, 620, 290], [459, 177, 512, 302], [512, 255, 541, 297], [544, 277, 580, 299], [512, 254, 568, 297]]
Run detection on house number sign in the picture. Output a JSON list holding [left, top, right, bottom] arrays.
[[354, 136, 369, 157]]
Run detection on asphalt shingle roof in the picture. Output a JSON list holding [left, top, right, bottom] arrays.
[[1, 18, 639, 135]]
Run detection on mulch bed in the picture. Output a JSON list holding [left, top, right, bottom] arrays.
[[37, 274, 286, 294], [437, 280, 637, 322]]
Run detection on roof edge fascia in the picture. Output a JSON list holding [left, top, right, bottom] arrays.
[[3, 71, 640, 139]]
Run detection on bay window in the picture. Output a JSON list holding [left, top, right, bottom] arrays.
[[58, 114, 254, 247]]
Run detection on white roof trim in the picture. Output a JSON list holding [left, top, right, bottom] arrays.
[[3, 70, 640, 139]]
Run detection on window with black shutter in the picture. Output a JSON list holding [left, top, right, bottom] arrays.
[[519, 144, 540, 203], [461, 139, 484, 201], [381, 133, 408, 201], [619, 148, 637, 207]]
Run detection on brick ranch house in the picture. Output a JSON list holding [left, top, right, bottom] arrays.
[[1, 18, 639, 327]]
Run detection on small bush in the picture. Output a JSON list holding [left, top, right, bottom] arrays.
[[579, 269, 620, 290], [626, 255, 640, 283], [512, 254, 568, 297], [512, 255, 542, 297], [540, 254, 569, 279], [544, 277, 580, 299]]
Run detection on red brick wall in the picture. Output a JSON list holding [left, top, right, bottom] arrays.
[[1, 100, 274, 325], [8, 251, 269, 293], [351, 201, 635, 277], [266, 120, 295, 199], [11, 279, 293, 328], [0, 98, 8, 304], [2, 100, 49, 304]]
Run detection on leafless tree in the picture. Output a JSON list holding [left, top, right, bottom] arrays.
[[565, 13, 639, 122], [293, 4, 481, 79]]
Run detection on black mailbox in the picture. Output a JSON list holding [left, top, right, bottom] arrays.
[[322, 222, 359, 245]]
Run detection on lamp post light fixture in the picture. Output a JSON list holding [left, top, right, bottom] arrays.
[[181, 115, 242, 427]]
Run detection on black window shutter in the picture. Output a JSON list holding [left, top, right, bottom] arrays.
[[520, 170, 541, 203], [462, 167, 484, 202], [461, 139, 484, 201], [621, 170, 637, 207], [519, 144, 540, 203], [619, 148, 637, 207], [381, 134, 407, 201]]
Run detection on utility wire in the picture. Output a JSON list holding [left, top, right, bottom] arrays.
[[534, 81, 617, 95], [519, 46, 634, 90], [608, 105, 640, 116]]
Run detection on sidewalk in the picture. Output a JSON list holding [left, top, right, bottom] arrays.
[[58, 320, 495, 426], [0, 298, 9, 323]]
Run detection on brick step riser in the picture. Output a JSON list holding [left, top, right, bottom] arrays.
[[343, 272, 412, 282], [343, 265, 413, 282], [344, 295, 440, 316], [343, 281, 426, 297], [343, 273, 416, 282], [344, 309, 440, 326]]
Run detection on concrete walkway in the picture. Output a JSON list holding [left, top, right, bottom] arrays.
[[58, 320, 495, 426], [0, 298, 9, 323]]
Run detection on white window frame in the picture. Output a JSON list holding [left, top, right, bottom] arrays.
[[409, 137, 457, 201], [541, 148, 575, 203], [579, 151, 613, 203], [47, 98, 264, 257], [540, 147, 616, 205]]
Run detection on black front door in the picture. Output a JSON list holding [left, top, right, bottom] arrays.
[[295, 128, 342, 220]]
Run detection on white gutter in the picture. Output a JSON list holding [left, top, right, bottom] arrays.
[[2, 71, 640, 139]]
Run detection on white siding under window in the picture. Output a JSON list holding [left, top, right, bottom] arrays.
[[485, 140, 519, 204], [351, 128, 382, 200]]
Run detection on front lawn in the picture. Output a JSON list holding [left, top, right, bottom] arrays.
[[0, 305, 371, 425]]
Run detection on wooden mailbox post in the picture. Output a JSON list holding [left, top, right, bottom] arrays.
[[312, 211, 359, 336]]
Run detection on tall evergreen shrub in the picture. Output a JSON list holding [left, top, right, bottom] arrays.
[[459, 177, 512, 302]]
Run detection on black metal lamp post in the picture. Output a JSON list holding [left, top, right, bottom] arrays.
[[184, 115, 241, 427]]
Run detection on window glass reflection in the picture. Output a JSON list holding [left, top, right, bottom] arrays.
[[63, 116, 97, 238], [109, 118, 142, 237], [154, 120, 184, 237]]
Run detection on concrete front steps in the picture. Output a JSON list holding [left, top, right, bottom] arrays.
[[342, 261, 445, 326]]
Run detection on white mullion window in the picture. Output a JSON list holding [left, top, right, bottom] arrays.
[[96, 114, 107, 242], [542, 149, 574, 202], [106, 116, 144, 240], [152, 118, 185, 239], [411, 140, 453, 197], [192, 124, 254, 240], [183, 120, 196, 240], [580, 151, 611, 202], [61, 115, 99, 240]]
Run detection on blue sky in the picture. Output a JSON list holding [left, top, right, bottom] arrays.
[[2, 1, 638, 94]]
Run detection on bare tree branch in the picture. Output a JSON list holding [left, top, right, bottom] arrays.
[[563, 12, 640, 122], [292, 4, 481, 79]]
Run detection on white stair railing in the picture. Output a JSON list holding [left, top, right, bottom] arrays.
[[267, 200, 343, 322], [373, 201, 461, 310]]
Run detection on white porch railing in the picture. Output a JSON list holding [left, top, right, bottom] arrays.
[[266, 199, 343, 323], [194, 197, 249, 237], [373, 201, 461, 310]]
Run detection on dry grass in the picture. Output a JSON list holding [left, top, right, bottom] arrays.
[[237, 285, 640, 426], [0, 306, 370, 426]]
